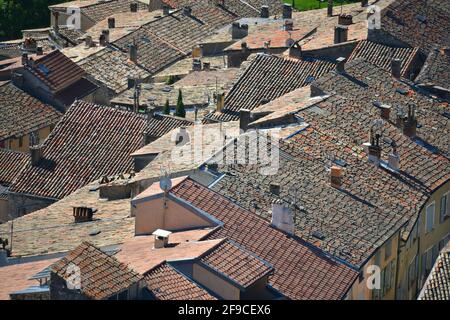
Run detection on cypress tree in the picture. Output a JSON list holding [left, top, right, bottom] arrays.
[[163, 99, 171, 115], [175, 89, 186, 118]]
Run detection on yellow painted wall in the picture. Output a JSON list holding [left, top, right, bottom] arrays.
[[5, 126, 52, 153], [134, 197, 215, 235], [192, 263, 240, 300]]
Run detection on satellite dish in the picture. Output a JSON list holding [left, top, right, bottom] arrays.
[[160, 176, 172, 192]]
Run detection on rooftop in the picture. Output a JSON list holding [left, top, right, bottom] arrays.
[[0, 81, 62, 142], [0, 149, 29, 185], [10, 101, 148, 200], [418, 242, 450, 300], [51, 242, 142, 300], [416, 47, 450, 91]]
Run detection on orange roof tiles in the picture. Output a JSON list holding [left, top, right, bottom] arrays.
[[0, 149, 29, 185]]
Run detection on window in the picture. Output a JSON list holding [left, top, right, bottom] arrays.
[[408, 255, 418, 289], [425, 203, 435, 233], [440, 193, 448, 223], [18, 136, 23, 148], [385, 238, 392, 260]]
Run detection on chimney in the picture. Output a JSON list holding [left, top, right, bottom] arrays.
[[85, 35, 93, 47], [216, 92, 225, 112], [203, 62, 211, 71], [175, 127, 190, 146], [239, 109, 251, 132], [330, 166, 344, 189], [334, 26, 348, 44], [53, 11, 60, 32], [142, 131, 152, 146], [108, 17, 116, 29], [162, 5, 170, 15], [130, 2, 138, 12], [403, 104, 417, 138], [336, 57, 346, 73], [129, 44, 138, 63], [99, 34, 107, 46], [327, 0, 333, 17], [30, 145, 43, 167], [128, 77, 136, 89], [271, 199, 294, 235], [73, 207, 94, 223], [231, 22, 249, 39], [192, 58, 202, 71], [283, 4, 293, 19], [391, 58, 402, 79], [361, 0, 369, 7], [367, 129, 382, 165], [21, 53, 28, 66], [241, 41, 248, 52], [388, 141, 400, 171], [284, 19, 294, 31], [153, 229, 172, 249], [192, 45, 203, 59], [260, 5, 269, 18], [338, 14, 353, 25], [102, 29, 110, 44], [270, 183, 281, 196], [379, 104, 391, 121], [183, 6, 192, 16]]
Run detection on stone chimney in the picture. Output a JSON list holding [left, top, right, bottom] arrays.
[[175, 127, 190, 146], [379, 104, 391, 121], [388, 141, 400, 171], [270, 183, 281, 196], [108, 17, 116, 29], [283, 4, 293, 19], [130, 2, 138, 12], [239, 109, 251, 132], [327, 0, 333, 17], [330, 166, 344, 189], [261, 5, 269, 18], [85, 35, 93, 48], [231, 22, 249, 39], [216, 92, 225, 112], [73, 206, 94, 223], [153, 229, 172, 249], [30, 145, 43, 167], [271, 199, 294, 235], [183, 6, 192, 16], [129, 44, 138, 63], [391, 58, 402, 79], [338, 14, 353, 25], [192, 58, 202, 71], [99, 34, 107, 46], [102, 29, 110, 44], [336, 57, 346, 73], [367, 128, 382, 165], [284, 19, 294, 31], [334, 26, 348, 44]]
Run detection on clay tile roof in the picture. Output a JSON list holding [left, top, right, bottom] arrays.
[[79, 47, 152, 94], [311, 58, 450, 156], [199, 240, 274, 289], [79, 0, 149, 23], [145, 263, 218, 300], [10, 101, 148, 200], [144, 114, 193, 139], [415, 47, 450, 90], [0, 82, 62, 142], [348, 40, 420, 78], [51, 242, 142, 300], [172, 179, 358, 300], [380, 0, 450, 53], [203, 54, 335, 123], [419, 242, 450, 300], [26, 50, 86, 93], [0, 149, 29, 185]]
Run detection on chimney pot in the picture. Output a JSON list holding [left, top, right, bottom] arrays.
[[338, 14, 353, 25], [99, 34, 107, 46], [102, 29, 110, 43], [216, 92, 225, 112], [380, 104, 391, 121], [270, 183, 281, 196], [336, 57, 346, 72], [283, 4, 293, 19], [130, 2, 138, 12], [239, 109, 251, 132], [260, 5, 269, 18], [368, 131, 382, 165], [330, 166, 344, 188], [403, 104, 417, 138], [73, 207, 94, 223], [192, 58, 202, 71], [388, 142, 400, 171], [284, 19, 294, 31], [162, 5, 170, 15], [108, 17, 116, 29], [271, 199, 294, 235], [391, 58, 402, 79], [85, 35, 93, 47], [203, 62, 211, 71], [231, 22, 249, 39]]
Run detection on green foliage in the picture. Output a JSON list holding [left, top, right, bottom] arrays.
[[0, 0, 70, 41], [165, 75, 176, 85], [174, 89, 186, 118], [285, 0, 359, 11], [163, 99, 171, 115]]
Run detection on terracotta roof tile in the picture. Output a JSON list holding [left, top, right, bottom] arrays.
[[0, 149, 29, 185], [419, 242, 450, 300], [51, 242, 142, 300], [0, 82, 62, 142], [415, 47, 450, 90], [172, 179, 358, 300]]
